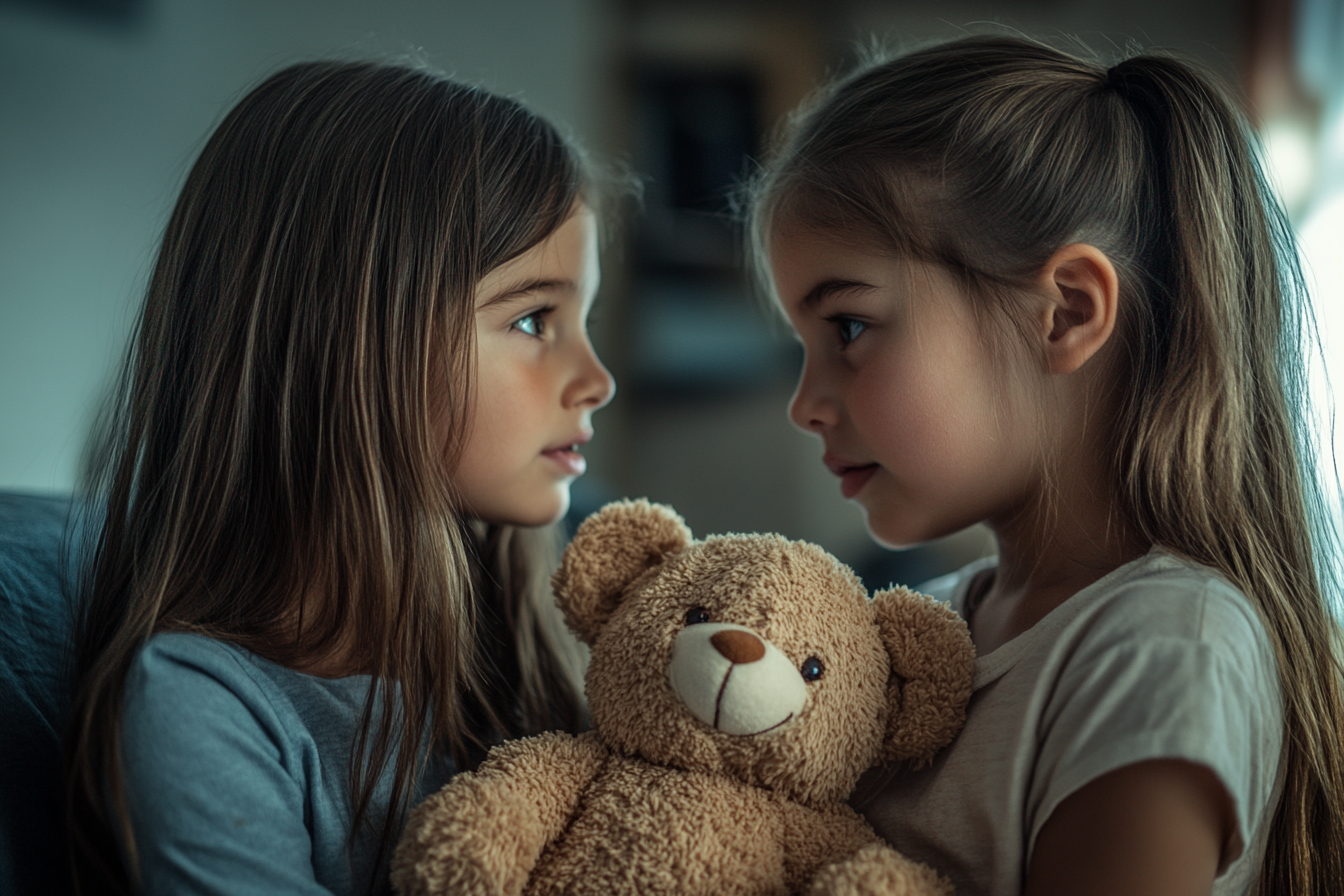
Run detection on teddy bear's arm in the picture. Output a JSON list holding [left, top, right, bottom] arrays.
[[780, 804, 951, 896], [391, 730, 608, 896], [807, 843, 952, 896]]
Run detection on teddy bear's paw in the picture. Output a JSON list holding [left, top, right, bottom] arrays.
[[807, 843, 952, 896], [390, 783, 534, 896]]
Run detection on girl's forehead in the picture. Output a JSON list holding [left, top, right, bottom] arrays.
[[473, 207, 597, 307], [769, 227, 939, 311]]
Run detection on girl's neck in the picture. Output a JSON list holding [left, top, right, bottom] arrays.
[[969, 461, 1150, 656]]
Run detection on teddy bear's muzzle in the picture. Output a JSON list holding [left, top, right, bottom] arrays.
[[666, 623, 808, 736]]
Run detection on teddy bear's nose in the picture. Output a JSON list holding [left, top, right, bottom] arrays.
[[710, 630, 766, 664]]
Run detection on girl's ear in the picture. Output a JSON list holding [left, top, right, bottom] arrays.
[[873, 587, 976, 765], [551, 499, 693, 645], [1037, 243, 1120, 376]]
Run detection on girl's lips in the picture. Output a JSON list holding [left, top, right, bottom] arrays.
[[823, 453, 879, 499], [839, 464, 878, 499], [542, 447, 586, 476]]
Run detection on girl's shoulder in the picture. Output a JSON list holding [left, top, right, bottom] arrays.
[[119, 642, 407, 894], [125, 632, 376, 756], [1065, 546, 1271, 661], [921, 546, 1271, 662], [121, 635, 451, 895], [126, 632, 278, 718], [132, 630, 268, 681]]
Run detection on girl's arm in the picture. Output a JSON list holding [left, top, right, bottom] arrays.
[[121, 636, 343, 895], [1024, 759, 1234, 896]]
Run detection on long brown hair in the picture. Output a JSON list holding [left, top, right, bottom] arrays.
[[750, 35, 1344, 895], [66, 60, 588, 894]]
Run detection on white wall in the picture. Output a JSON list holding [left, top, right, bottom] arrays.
[[0, 0, 609, 493]]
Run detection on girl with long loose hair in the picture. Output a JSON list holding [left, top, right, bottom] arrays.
[[65, 60, 613, 895], [751, 35, 1344, 896]]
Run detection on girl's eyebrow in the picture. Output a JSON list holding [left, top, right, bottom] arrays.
[[479, 278, 575, 309], [801, 278, 876, 310]]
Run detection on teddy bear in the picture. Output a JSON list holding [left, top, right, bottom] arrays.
[[391, 499, 975, 896]]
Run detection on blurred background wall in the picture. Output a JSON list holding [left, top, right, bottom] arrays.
[[1, 0, 1335, 591], [0, 0, 610, 486]]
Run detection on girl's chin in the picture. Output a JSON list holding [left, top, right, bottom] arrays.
[[860, 506, 940, 550], [867, 530, 929, 551], [473, 489, 570, 529]]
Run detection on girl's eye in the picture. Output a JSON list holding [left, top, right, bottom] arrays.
[[685, 607, 711, 625], [800, 656, 824, 682], [512, 310, 549, 337], [831, 316, 866, 347]]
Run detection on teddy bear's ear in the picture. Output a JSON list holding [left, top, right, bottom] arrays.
[[552, 499, 693, 645], [872, 586, 975, 765]]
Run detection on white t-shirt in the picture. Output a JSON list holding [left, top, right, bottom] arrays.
[[853, 546, 1284, 896]]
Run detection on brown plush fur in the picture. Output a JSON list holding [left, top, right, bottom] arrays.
[[393, 500, 974, 896]]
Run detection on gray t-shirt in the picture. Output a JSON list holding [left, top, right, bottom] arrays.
[[853, 547, 1283, 896], [121, 633, 452, 895]]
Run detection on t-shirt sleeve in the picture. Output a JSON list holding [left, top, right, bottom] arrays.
[[1027, 580, 1283, 873], [120, 637, 335, 896]]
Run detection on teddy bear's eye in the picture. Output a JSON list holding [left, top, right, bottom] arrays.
[[685, 607, 711, 625], [800, 657, 824, 682]]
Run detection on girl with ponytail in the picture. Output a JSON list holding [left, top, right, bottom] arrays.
[[751, 35, 1344, 895]]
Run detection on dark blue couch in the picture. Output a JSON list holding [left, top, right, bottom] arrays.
[[0, 491, 85, 895]]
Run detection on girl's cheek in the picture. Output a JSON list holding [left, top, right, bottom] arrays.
[[853, 349, 991, 471], [473, 339, 529, 409], [852, 352, 940, 433]]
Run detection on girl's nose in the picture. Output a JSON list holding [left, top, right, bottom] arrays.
[[788, 363, 836, 433], [567, 340, 615, 411]]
